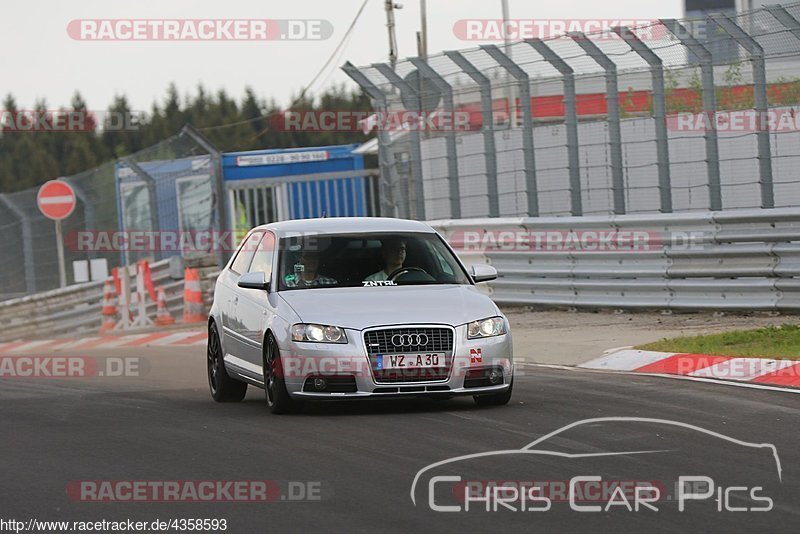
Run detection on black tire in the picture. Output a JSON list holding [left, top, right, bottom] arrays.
[[473, 380, 513, 407], [207, 322, 248, 402], [264, 334, 303, 414]]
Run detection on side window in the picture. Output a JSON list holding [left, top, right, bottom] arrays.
[[230, 232, 263, 274], [248, 233, 276, 280]]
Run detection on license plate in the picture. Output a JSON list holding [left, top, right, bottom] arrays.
[[379, 353, 446, 370]]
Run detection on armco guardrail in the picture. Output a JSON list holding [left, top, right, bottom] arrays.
[[431, 208, 800, 312], [0, 260, 218, 343], [3, 208, 798, 342]]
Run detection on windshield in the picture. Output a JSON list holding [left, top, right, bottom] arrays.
[[277, 232, 471, 290]]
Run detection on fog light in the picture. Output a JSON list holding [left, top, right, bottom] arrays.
[[313, 377, 328, 391], [488, 369, 503, 385]]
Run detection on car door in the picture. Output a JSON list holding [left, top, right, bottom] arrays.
[[234, 231, 278, 380], [221, 231, 263, 364]]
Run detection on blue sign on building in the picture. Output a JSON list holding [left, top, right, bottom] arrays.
[[222, 144, 369, 220]]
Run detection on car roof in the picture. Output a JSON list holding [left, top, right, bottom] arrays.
[[253, 217, 436, 237]]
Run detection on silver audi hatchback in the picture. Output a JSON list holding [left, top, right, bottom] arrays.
[[207, 217, 513, 413]]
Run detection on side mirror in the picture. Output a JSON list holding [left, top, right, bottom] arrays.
[[469, 264, 497, 283], [238, 271, 270, 291]]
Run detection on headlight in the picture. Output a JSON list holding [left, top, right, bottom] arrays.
[[467, 317, 507, 339], [291, 323, 347, 343]]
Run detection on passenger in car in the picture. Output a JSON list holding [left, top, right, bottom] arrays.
[[365, 238, 407, 281], [284, 249, 338, 288]]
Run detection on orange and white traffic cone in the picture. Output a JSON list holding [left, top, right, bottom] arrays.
[[183, 268, 206, 324], [154, 286, 175, 326], [99, 279, 118, 334]]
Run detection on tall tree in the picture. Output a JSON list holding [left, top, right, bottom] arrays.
[[0, 84, 373, 193]]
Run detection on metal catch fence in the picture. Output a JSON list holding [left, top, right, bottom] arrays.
[[0, 132, 219, 299], [344, 2, 800, 221]]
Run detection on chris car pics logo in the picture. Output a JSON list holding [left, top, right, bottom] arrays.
[[411, 417, 781, 513]]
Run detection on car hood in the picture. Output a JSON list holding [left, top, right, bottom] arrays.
[[278, 285, 498, 330]]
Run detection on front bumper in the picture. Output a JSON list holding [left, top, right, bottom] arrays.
[[280, 324, 513, 399], [291, 383, 511, 400]]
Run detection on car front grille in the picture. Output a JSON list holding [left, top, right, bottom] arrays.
[[364, 327, 454, 383], [364, 327, 454, 354]]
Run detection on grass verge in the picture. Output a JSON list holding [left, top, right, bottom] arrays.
[[636, 324, 800, 360]]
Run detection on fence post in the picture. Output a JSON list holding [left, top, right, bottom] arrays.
[[0, 194, 36, 293], [763, 5, 800, 205], [480, 44, 539, 217], [181, 124, 229, 264], [61, 176, 97, 259], [613, 26, 673, 213], [569, 32, 625, 215], [526, 39, 583, 216], [342, 61, 400, 218], [409, 57, 462, 219], [709, 14, 774, 209], [373, 63, 426, 221], [661, 19, 722, 211], [444, 50, 500, 217], [120, 158, 161, 262]]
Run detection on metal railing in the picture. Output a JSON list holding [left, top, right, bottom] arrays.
[[0, 260, 218, 343], [4, 207, 798, 342], [431, 208, 800, 311]]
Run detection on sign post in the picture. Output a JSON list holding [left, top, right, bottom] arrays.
[[54, 219, 66, 288], [37, 180, 77, 288]]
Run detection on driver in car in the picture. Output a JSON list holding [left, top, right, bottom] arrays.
[[365, 238, 407, 282], [284, 249, 338, 288]]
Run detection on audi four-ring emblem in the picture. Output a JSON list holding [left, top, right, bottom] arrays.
[[391, 333, 429, 346]]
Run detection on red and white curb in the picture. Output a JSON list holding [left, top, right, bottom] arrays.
[[0, 330, 207, 355], [581, 348, 800, 389]]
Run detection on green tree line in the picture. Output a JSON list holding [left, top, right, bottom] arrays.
[[0, 83, 372, 193]]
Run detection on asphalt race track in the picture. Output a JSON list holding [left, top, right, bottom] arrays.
[[1, 345, 799, 533]]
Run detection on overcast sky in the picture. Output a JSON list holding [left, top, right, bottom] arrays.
[[2, 0, 684, 112]]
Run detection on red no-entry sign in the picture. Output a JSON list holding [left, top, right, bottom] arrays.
[[37, 179, 76, 288], [37, 180, 76, 221]]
